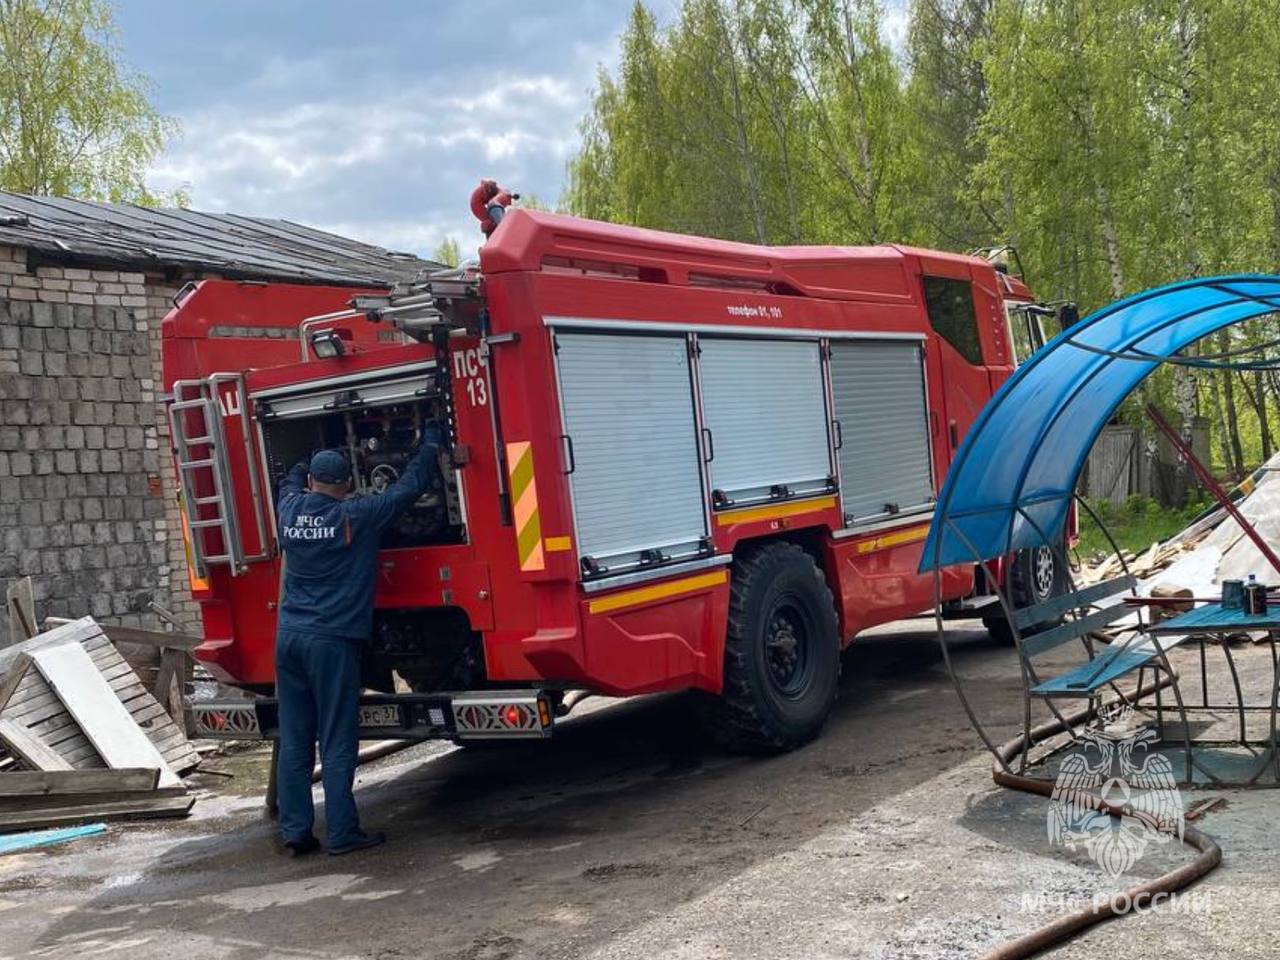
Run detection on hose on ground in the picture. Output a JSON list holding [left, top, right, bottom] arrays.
[[980, 687, 1222, 960], [311, 739, 413, 783], [264, 738, 417, 818]]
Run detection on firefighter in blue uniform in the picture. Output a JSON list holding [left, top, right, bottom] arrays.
[[274, 427, 443, 856]]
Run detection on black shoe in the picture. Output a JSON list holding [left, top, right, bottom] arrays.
[[328, 831, 386, 856], [280, 835, 321, 857]]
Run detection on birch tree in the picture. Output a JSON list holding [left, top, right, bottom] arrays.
[[0, 0, 178, 201]]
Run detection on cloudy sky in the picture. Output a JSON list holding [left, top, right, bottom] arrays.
[[115, 1, 907, 260]]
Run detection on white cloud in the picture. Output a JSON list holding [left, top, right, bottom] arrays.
[[314, 218, 481, 260], [148, 69, 590, 257], [450, 76, 580, 113]]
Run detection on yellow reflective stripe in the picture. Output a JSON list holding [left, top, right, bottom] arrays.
[[178, 497, 210, 592], [506, 441, 545, 571], [854, 523, 930, 555], [715, 496, 837, 527], [587, 570, 728, 615], [545, 535, 573, 552]]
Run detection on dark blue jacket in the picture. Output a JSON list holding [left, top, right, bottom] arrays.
[[276, 444, 439, 641]]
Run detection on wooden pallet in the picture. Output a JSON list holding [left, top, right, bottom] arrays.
[[0, 618, 199, 775]]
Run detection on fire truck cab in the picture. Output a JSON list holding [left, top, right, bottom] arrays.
[[164, 209, 1059, 751]]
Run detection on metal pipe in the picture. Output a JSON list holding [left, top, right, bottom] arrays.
[[1146, 403, 1280, 578], [298, 309, 360, 361], [299, 291, 448, 358], [933, 518, 1021, 771], [311, 739, 413, 784], [980, 683, 1221, 960]]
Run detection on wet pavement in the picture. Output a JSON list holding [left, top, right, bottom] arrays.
[[1, 621, 1276, 959]]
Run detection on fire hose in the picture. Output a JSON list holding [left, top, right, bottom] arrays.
[[980, 682, 1222, 960]]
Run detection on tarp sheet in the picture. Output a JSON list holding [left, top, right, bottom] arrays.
[[921, 276, 1280, 571]]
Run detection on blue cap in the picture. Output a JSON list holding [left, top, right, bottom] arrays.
[[309, 449, 351, 484]]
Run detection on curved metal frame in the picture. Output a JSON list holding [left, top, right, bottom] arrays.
[[923, 280, 1280, 786], [930, 479, 1199, 785], [926, 276, 1280, 571]]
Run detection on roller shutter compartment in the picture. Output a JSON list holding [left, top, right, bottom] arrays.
[[554, 330, 708, 575], [698, 337, 833, 507], [830, 339, 934, 525]]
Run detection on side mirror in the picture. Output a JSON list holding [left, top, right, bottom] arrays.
[[1057, 302, 1080, 330]]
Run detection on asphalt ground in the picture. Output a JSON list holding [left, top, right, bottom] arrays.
[[1, 620, 1276, 959]]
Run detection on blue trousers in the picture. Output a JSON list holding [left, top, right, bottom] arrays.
[[275, 629, 362, 847]]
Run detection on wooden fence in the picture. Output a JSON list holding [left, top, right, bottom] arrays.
[[1081, 420, 1210, 506]]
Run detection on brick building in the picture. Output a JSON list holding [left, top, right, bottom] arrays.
[[0, 193, 434, 645]]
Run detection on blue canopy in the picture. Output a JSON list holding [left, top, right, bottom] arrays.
[[920, 275, 1280, 571]]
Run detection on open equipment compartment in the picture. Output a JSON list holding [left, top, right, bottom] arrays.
[[253, 362, 465, 549]]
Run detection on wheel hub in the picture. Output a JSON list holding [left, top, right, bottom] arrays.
[[765, 604, 809, 696], [1033, 546, 1055, 599]]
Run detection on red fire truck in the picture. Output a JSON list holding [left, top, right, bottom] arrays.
[[164, 210, 1064, 751]]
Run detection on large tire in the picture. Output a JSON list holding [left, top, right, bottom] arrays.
[[984, 544, 1066, 644], [702, 542, 841, 753]]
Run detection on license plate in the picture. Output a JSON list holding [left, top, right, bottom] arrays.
[[358, 704, 400, 728]]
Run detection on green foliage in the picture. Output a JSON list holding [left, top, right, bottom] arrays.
[[0, 0, 179, 203], [515, 194, 552, 212], [565, 0, 915, 245], [1077, 494, 1210, 559], [433, 236, 461, 268], [567, 0, 1280, 480]]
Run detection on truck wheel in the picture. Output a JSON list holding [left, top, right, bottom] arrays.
[[984, 544, 1065, 645], [703, 542, 840, 753]]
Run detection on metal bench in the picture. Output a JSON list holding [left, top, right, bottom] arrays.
[[1011, 572, 1192, 774], [1031, 637, 1177, 696], [1015, 575, 1185, 696]]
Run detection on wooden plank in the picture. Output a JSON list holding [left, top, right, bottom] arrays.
[[5, 577, 37, 646], [1022, 603, 1136, 658], [152, 647, 185, 724], [1032, 635, 1191, 697], [104, 626, 202, 652], [46, 709, 137, 746], [18, 717, 92, 757], [0, 718, 72, 771], [42, 618, 202, 652], [0, 619, 103, 675], [0, 785, 185, 811], [48, 698, 165, 745], [15, 688, 124, 731], [116, 700, 168, 729], [143, 726, 187, 754], [0, 655, 32, 715], [3, 685, 60, 716], [0, 768, 159, 797], [1012, 576, 1136, 630], [0, 794, 194, 831], [2, 620, 197, 776], [8, 679, 143, 723], [29, 643, 177, 788], [160, 740, 199, 773], [58, 744, 107, 769], [4, 660, 136, 714], [28, 709, 95, 745], [23, 690, 152, 740], [13, 673, 149, 728]]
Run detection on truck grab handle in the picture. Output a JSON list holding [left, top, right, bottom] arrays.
[[560, 434, 576, 474]]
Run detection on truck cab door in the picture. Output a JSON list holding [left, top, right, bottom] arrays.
[[916, 263, 1000, 467]]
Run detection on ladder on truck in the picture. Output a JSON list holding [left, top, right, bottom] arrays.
[[167, 373, 268, 578]]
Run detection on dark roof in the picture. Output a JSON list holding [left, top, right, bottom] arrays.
[[0, 192, 439, 286]]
